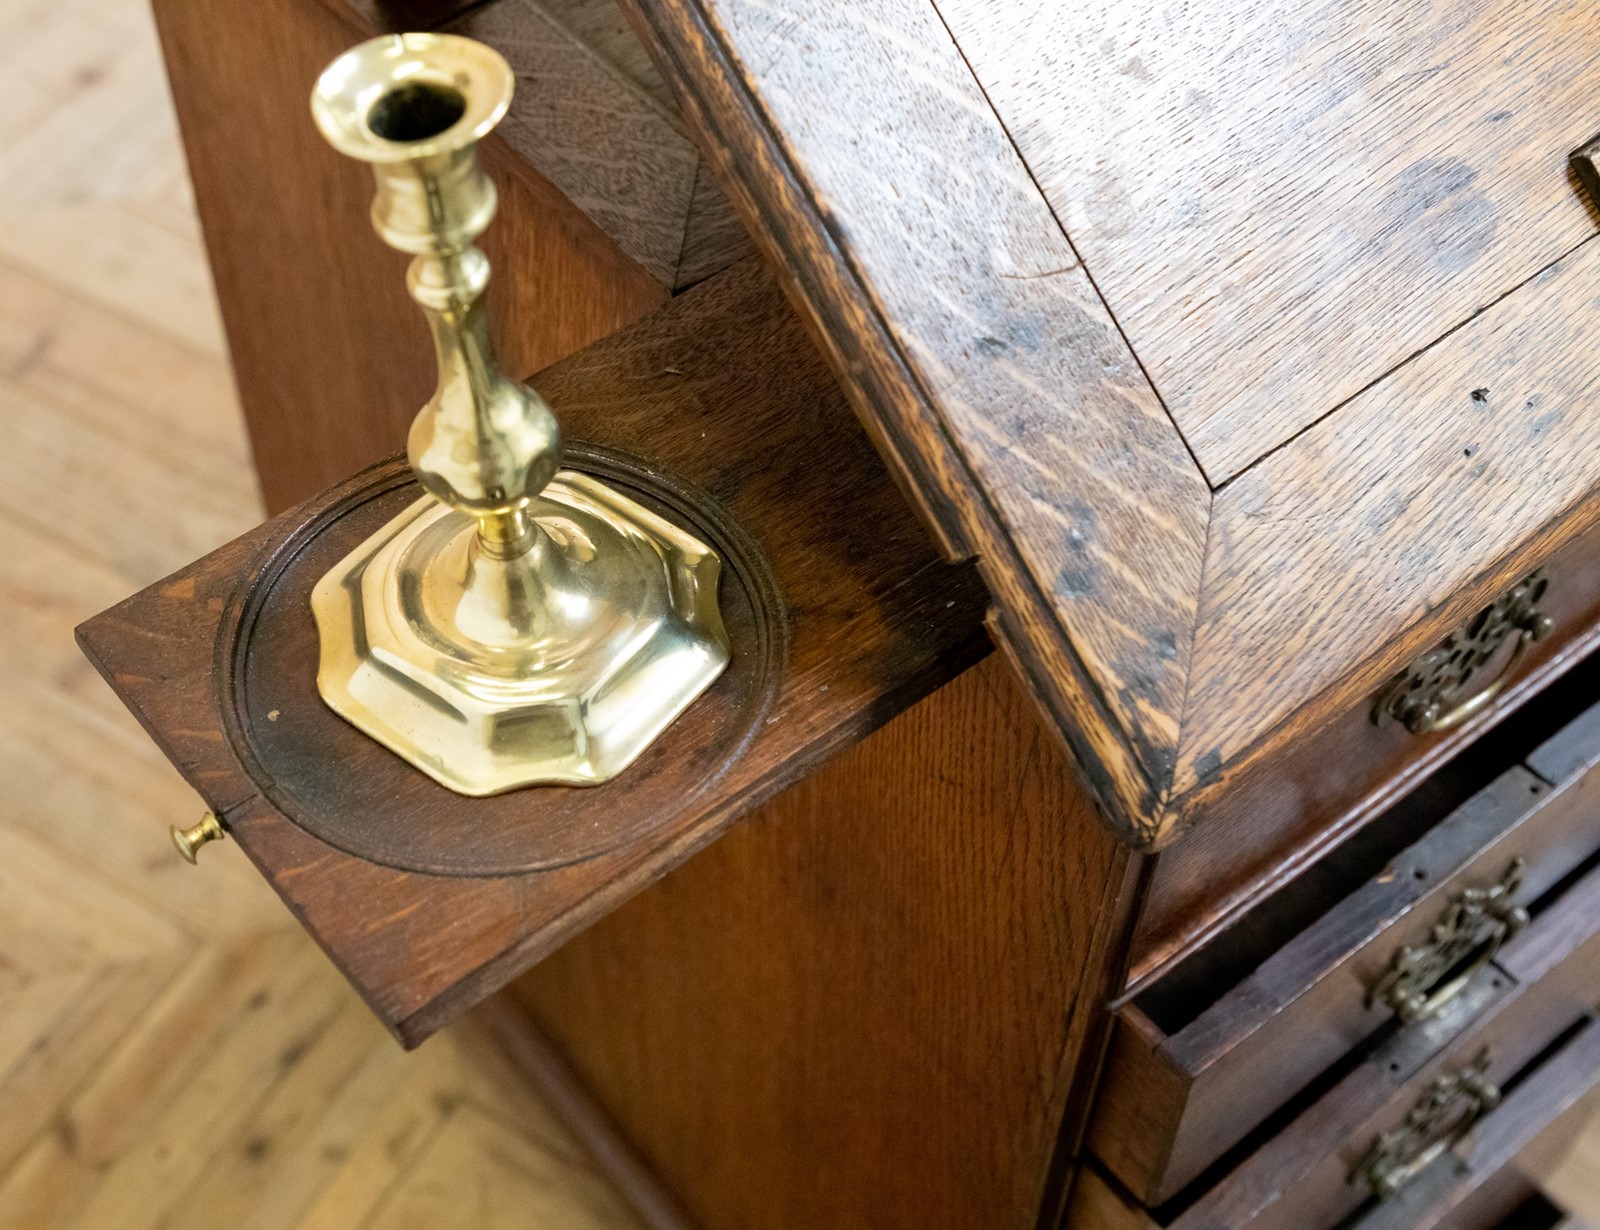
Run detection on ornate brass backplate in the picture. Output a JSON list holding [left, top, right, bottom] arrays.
[[1351, 1050, 1499, 1199], [1373, 570, 1553, 734], [1376, 569, 1548, 735], [1369, 859, 1528, 1024]]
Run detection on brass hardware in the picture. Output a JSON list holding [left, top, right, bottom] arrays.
[[307, 35, 730, 794], [1351, 1050, 1499, 1199], [1374, 570, 1553, 735], [171, 811, 225, 864], [1370, 858, 1529, 1024]]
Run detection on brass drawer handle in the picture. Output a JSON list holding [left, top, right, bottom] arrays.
[[1351, 1049, 1499, 1199], [1374, 570, 1553, 735], [171, 811, 225, 863], [1370, 858, 1528, 1024]]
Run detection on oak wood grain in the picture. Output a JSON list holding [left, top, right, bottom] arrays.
[[330, 0, 756, 291], [624, 0, 1600, 850], [1162, 859, 1600, 1230], [76, 258, 991, 1045], [442, 0, 699, 285], [534, 0, 679, 112], [674, 157, 755, 288], [1065, 1167, 1157, 1230], [623, 0, 1212, 849], [938, 0, 1600, 483], [1181, 239, 1600, 801], [1136, 526, 1600, 984], [58, 3, 1600, 1216], [512, 655, 1129, 1230]]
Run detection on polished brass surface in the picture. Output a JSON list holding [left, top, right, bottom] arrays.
[[171, 811, 225, 864], [1374, 570, 1553, 734], [1351, 1050, 1499, 1199], [1369, 859, 1529, 1024], [308, 35, 730, 794]]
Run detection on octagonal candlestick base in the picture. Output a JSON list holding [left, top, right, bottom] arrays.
[[310, 472, 729, 795]]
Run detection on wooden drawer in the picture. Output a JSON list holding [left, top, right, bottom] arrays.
[[1135, 513, 1600, 985], [1348, 1017, 1600, 1230], [1093, 688, 1600, 1204], [1067, 1177, 1600, 1230], [1073, 857, 1600, 1229]]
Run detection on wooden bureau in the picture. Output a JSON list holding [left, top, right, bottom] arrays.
[[79, 0, 1600, 1226]]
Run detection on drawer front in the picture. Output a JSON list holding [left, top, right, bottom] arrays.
[[1137, 511, 1600, 986], [1095, 689, 1600, 1204], [1350, 1017, 1600, 1230], [1169, 859, 1600, 1230]]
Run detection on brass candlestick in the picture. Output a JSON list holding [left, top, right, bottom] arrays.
[[308, 34, 730, 795]]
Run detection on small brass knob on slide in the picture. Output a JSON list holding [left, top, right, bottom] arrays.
[[306, 34, 730, 796], [171, 811, 225, 864]]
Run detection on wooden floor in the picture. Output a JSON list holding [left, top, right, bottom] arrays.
[[0, 1, 636, 1226], [0, 0, 1595, 1227]]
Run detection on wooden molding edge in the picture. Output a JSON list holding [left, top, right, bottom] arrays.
[[617, 0, 1204, 851]]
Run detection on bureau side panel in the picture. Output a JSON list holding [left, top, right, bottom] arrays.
[[510, 656, 1130, 1230]]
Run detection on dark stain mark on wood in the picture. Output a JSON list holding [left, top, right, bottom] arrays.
[[1193, 747, 1225, 789]]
